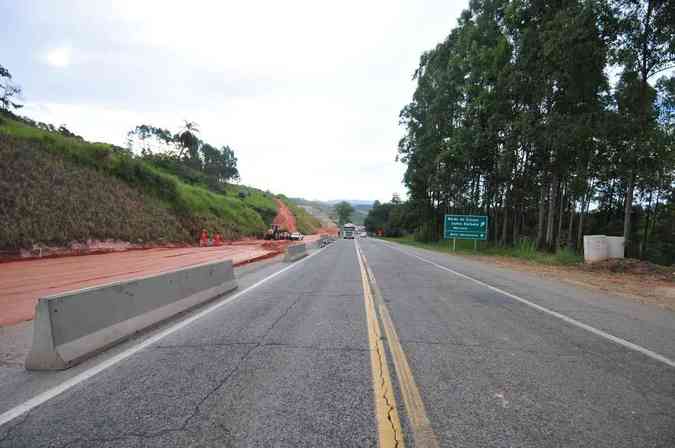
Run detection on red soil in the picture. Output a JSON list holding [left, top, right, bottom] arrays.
[[272, 198, 297, 233], [0, 243, 271, 327], [0, 198, 328, 327], [0, 235, 323, 327]]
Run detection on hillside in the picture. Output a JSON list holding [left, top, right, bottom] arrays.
[[291, 198, 373, 226], [0, 114, 319, 251]]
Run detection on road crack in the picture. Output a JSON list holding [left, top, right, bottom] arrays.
[[374, 338, 402, 448], [55, 292, 308, 447]]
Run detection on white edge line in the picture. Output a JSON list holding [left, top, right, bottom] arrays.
[[373, 239, 675, 369], [0, 247, 325, 428]]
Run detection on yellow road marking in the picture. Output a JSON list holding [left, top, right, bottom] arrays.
[[358, 243, 440, 448], [355, 243, 404, 448]]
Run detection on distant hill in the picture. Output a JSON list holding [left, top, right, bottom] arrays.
[[324, 199, 374, 207], [290, 198, 374, 226]]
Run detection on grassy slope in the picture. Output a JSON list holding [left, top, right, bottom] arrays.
[[0, 116, 293, 248], [381, 235, 583, 266], [0, 134, 193, 248]]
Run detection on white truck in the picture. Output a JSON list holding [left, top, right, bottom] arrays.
[[342, 223, 356, 239]]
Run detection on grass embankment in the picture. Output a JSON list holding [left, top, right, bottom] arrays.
[[0, 115, 283, 249], [381, 235, 583, 266], [277, 195, 322, 235]]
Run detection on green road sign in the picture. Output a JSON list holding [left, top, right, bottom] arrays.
[[444, 214, 488, 240]]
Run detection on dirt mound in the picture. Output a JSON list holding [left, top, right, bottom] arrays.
[[272, 198, 297, 233], [582, 258, 674, 281]]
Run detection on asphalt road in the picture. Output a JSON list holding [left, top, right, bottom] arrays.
[[1, 239, 674, 447]]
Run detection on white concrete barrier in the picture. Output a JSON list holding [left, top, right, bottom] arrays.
[[583, 235, 608, 263], [284, 243, 308, 262], [606, 236, 625, 259], [26, 260, 237, 370]]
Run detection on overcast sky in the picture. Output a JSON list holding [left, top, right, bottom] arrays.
[[1, 0, 465, 202]]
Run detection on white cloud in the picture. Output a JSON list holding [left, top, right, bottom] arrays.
[[11, 1, 466, 202], [45, 46, 71, 68]]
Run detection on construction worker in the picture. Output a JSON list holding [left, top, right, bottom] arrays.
[[199, 229, 209, 247]]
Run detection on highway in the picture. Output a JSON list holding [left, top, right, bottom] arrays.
[[1, 239, 674, 447]]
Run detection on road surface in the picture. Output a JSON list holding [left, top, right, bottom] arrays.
[[0, 239, 674, 447]]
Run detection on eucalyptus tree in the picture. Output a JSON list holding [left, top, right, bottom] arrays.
[[610, 0, 675, 251], [0, 64, 22, 111]]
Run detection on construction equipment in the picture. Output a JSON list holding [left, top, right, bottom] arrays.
[[264, 224, 292, 241]]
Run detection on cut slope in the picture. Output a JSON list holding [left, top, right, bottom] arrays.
[[272, 198, 297, 232], [0, 134, 192, 249], [0, 116, 275, 248]]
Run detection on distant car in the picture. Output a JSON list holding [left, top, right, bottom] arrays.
[[290, 232, 304, 240], [360, 232, 367, 238]]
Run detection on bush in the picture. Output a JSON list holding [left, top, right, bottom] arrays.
[[413, 223, 436, 242]]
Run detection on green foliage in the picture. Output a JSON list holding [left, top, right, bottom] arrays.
[[0, 117, 276, 247], [0, 134, 191, 249], [228, 185, 278, 226], [382, 236, 582, 266], [334, 201, 355, 226], [396, 0, 674, 265], [128, 121, 240, 188], [0, 64, 22, 111]]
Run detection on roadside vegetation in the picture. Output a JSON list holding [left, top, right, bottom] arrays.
[[381, 235, 583, 266], [370, 0, 674, 266], [0, 71, 313, 249]]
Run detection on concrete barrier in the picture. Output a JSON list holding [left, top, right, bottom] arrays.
[[318, 234, 336, 247], [606, 236, 625, 259], [26, 260, 237, 370], [284, 243, 308, 262], [583, 235, 608, 263]]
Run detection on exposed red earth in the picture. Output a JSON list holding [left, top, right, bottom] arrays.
[[272, 198, 297, 232], [0, 196, 331, 327], [0, 235, 321, 327]]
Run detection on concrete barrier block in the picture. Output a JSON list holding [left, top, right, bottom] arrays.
[[606, 236, 625, 259], [26, 260, 237, 370], [583, 235, 608, 263], [284, 243, 307, 262]]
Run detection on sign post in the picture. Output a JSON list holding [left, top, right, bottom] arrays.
[[443, 215, 488, 246]]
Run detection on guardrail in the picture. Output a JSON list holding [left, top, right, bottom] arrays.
[[26, 260, 237, 370]]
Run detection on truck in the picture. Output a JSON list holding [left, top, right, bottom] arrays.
[[342, 223, 356, 239]]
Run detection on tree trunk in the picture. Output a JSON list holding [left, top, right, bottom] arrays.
[[623, 173, 635, 256], [512, 205, 520, 245], [641, 190, 654, 259], [567, 200, 575, 248], [501, 198, 509, 246], [545, 173, 559, 250], [536, 183, 547, 249], [493, 197, 500, 245], [556, 182, 566, 249], [577, 193, 590, 251]]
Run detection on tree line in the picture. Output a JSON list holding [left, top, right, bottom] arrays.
[[127, 122, 239, 192], [1, 63, 240, 195], [389, 0, 674, 264]]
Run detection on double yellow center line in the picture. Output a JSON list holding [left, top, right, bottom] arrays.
[[355, 241, 439, 448]]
